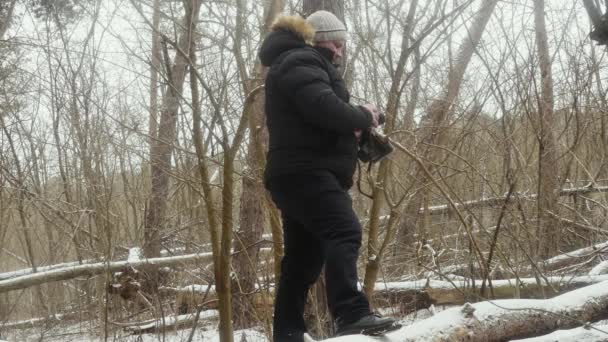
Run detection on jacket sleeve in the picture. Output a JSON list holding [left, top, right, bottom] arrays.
[[277, 53, 373, 134]]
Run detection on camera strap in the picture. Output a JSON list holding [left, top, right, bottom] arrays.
[[356, 160, 374, 199]]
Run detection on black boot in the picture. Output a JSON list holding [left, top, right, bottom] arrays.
[[335, 313, 400, 336]]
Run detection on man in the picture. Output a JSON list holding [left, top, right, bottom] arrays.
[[259, 10, 398, 341]]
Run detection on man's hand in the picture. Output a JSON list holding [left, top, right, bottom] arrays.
[[362, 104, 381, 128]]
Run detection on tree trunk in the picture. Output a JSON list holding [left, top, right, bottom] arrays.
[[231, 0, 281, 329], [303, 0, 344, 23], [363, 0, 419, 305], [533, 0, 560, 261], [144, 0, 202, 277], [148, 0, 160, 152]]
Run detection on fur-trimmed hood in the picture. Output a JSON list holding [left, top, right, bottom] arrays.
[[259, 15, 315, 67]]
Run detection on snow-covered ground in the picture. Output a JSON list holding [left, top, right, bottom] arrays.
[[1, 319, 269, 342], [3, 281, 608, 341], [0, 304, 444, 342]]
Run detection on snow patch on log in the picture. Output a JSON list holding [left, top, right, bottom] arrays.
[[127, 247, 143, 262]]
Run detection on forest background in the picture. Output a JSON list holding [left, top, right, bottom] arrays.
[[2, 0, 608, 341]]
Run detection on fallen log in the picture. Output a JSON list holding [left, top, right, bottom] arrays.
[[590, 260, 608, 276], [374, 274, 608, 310], [151, 275, 608, 317], [318, 280, 608, 341], [0, 248, 273, 293], [511, 322, 608, 342], [0, 260, 96, 281], [0, 252, 214, 293], [542, 241, 608, 271], [420, 185, 608, 216], [124, 311, 219, 334], [431, 241, 608, 279], [0, 312, 78, 330]]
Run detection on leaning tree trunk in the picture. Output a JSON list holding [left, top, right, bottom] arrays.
[[533, 0, 560, 261], [144, 0, 202, 283], [231, 0, 283, 330]]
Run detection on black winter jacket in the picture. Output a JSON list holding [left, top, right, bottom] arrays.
[[259, 16, 373, 189]]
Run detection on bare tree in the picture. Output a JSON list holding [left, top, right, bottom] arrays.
[[148, 0, 161, 157], [533, 0, 559, 261], [231, 0, 283, 330], [144, 0, 202, 272]]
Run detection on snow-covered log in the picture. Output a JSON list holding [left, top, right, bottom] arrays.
[[590, 260, 608, 276], [375, 274, 608, 308], [420, 185, 608, 216], [0, 313, 73, 330], [318, 280, 608, 342], [0, 259, 95, 281], [542, 241, 608, 271], [154, 275, 608, 316], [0, 252, 214, 293], [511, 321, 608, 342], [124, 311, 219, 334]]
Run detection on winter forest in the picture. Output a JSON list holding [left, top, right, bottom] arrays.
[[1, 0, 608, 341]]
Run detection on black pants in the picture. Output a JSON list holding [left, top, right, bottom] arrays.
[[267, 171, 371, 342]]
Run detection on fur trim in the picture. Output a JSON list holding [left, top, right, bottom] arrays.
[[270, 15, 315, 45]]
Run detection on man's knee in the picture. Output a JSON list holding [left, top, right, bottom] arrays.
[[280, 254, 324, 286], [324, 217, 362, 246]]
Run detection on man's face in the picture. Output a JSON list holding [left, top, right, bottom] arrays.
[[317, 40, 345, 64]]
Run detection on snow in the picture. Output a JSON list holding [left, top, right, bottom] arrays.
[[3, 325, 268, 342], [1, 314, 268, 342], [128, 247, 143, 262]]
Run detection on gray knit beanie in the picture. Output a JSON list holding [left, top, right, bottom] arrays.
[[306, 10, 347, 42]]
